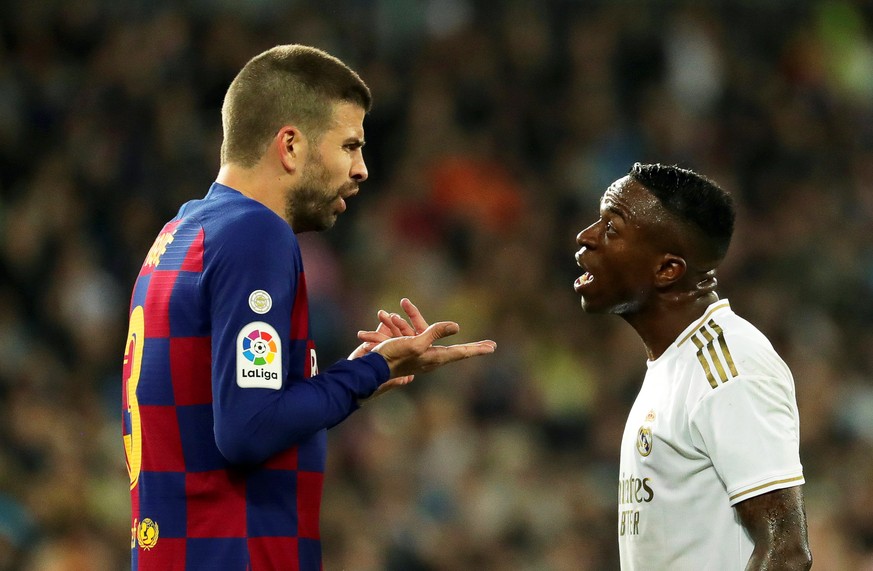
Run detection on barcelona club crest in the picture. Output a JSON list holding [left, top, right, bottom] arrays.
[[636, 426, 653, 457]]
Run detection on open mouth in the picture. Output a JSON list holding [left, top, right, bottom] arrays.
[[574, 251, 593, 292], [574, 271, 594, 291]]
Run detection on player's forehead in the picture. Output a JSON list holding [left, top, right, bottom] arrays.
[[324, 101, 365, 140], [600, 176, 663, 222]]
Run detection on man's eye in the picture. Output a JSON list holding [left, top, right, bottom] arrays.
[[606, 220, 615, 232]]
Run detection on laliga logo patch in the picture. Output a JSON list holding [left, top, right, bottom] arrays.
[[242, 329, 277, 366], [249, 290, 272, 314], [237, 321, 282, 389]]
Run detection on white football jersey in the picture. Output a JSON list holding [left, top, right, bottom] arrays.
[[618, 299, 804, 570]]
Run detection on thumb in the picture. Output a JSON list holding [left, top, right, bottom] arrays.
[[421, 321, 460, 343]]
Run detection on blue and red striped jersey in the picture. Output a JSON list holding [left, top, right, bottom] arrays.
[[122, 182, 389, 570]]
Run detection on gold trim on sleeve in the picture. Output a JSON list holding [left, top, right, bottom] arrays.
[[729, 475, 805, 502]]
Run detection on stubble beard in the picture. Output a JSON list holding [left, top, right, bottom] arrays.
[[285, 156, 341, 233]]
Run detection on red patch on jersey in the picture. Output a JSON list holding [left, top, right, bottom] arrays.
[[139, 405, 186, 472], [185, 470, 247, 538], [170, 337, 212, 406], [296, 471, 323, 539], [289, 272, 309, 341], [180, 228, 204, 272], [248, 537, 298, 571], [144, 271, 178, 338]]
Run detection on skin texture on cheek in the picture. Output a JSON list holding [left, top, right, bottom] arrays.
[[285, 154, 339, 232]]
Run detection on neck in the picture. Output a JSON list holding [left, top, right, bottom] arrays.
[[623, 292, 720, 361], [216, 163, 285, 220]]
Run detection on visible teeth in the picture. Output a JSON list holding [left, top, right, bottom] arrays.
[[582, 272, 593, 285]]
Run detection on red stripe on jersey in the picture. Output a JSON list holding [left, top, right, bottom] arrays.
[[163, 220, 182, 234], [296, 471, 323, 539], [140, 405, 186, 472], [248, 537, 298, 571], [180, 228, 205, 272], [130, 484, 140, 523], [135, 537, 186, 570], [170, 337, 212, 406], [138, 220, 183, 278], [186, 470, 247, 538], [138, 264, 155, 279], [289, 272, 308, 340], [264, 446, 298, 470], [144, 271, 178, 338]]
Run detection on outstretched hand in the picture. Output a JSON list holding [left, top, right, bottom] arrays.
[[349, 298, 496, 402], [373, 318, 496, 378]]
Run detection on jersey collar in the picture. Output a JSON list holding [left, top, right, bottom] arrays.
[[648, 299, 733, 366]]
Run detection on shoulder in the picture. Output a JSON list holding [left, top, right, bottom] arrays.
[[705, 309, 788, 380], [198, 193, 297, 253], [672, 303, 792, 397], [182, 190, 300, 279]]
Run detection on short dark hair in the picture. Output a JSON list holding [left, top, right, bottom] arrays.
[[220, 45, 372, 167], [628, 162, 735, 263]]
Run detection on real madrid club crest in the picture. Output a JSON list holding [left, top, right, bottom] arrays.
[[636, 409, 656, 457], [137, 518, 159, 550]]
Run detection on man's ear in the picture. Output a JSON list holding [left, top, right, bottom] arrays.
[[654, 254, 687, 287], [275, 126, 305, 174]]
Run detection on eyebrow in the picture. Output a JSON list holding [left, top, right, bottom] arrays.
[[600, 197, 628, 220]]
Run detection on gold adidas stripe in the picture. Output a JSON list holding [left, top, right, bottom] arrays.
[[689, 317, 739, 389], [690, 335, 718, 388], [709, 321, 739, 377], [677, 300, 731, 347]]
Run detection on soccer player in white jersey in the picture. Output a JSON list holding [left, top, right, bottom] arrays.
[[573, 163, 812, 570]]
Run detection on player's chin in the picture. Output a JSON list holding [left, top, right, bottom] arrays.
[[319, 210, 340, 230], [578, 295, 606, 314]]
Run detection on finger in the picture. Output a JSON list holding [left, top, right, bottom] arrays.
[[417, 321, 461, 346], [348, 341, 376, 360], [390, 312, 417, 336], [378, 310, 403, 337], [375, 320, 391, 336], [425, 340, 497, 364], [357, 331, 389, 343], [400, 298, 429, 333], [447, 340, 497, 353]]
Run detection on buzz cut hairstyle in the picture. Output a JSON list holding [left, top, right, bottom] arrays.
[[628, 162, 736, 263], [220, 44, 372, 167]]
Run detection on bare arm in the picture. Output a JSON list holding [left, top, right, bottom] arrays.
[[735, 486, 812, 570]]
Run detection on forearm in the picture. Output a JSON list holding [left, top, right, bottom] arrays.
[[738, 487, 812, 571], [214, 352, 389, 464]]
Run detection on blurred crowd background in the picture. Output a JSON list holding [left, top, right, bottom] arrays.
[[2, 0, 873, 569]]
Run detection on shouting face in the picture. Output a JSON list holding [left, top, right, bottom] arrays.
[[285, 102, 368, 232], [573, 176, 669, 316]]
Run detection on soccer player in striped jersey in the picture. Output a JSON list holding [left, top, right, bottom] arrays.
[[121, 45, 496, 571], [573, 163, 811, 570]]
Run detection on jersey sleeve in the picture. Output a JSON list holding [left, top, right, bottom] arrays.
[[202, 207, 390, 465], [689, 373, 804, 506]]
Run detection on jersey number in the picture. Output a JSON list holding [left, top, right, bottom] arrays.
[[123, 306, 144, 490]]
